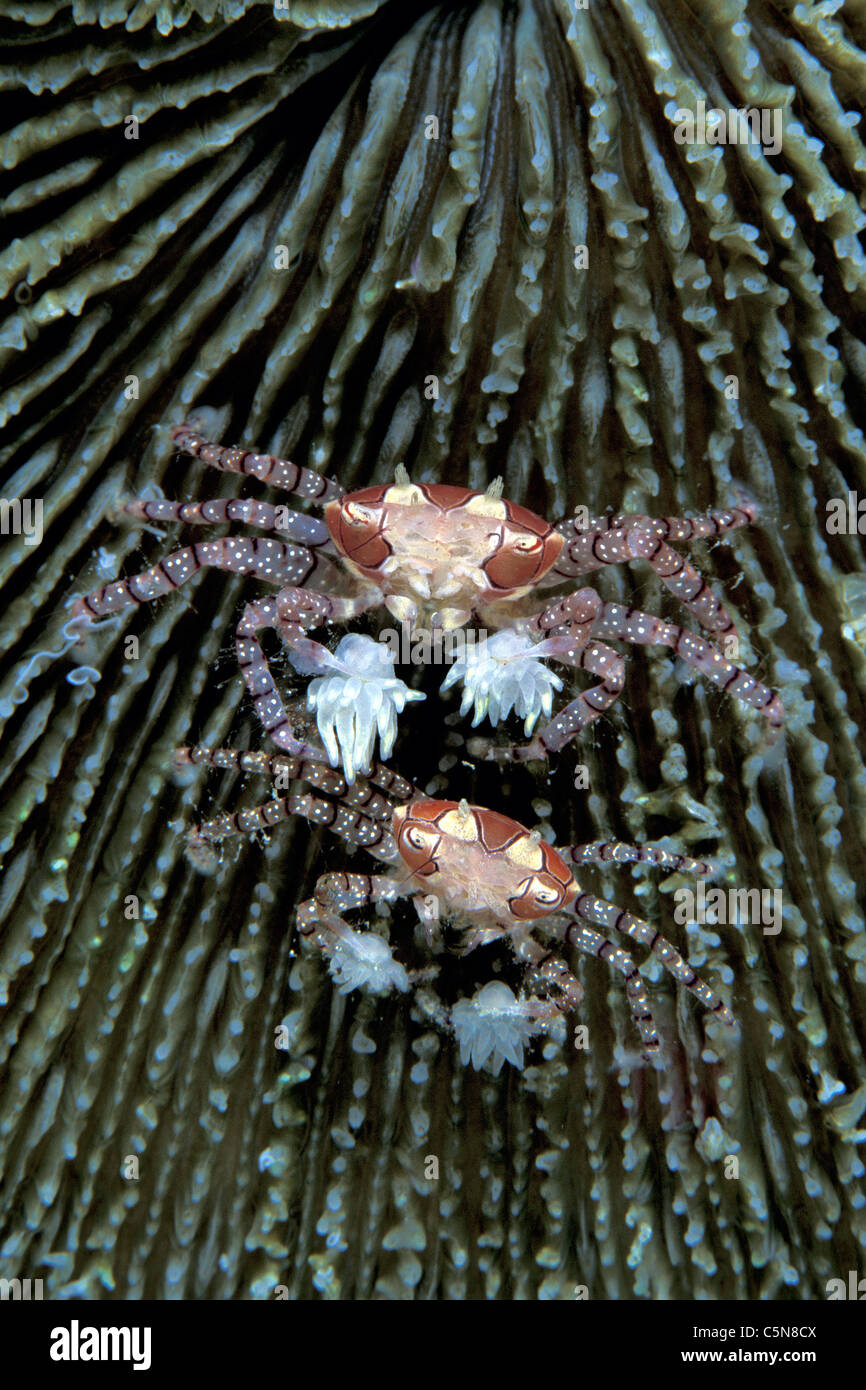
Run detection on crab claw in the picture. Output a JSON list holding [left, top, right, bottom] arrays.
[[294, 633, 425, 783]]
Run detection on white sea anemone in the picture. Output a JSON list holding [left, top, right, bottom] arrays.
[[295, 633, 425, 782], [440, 629, 563, 735], [327, 926, 410, 996], [451, 982, 540, 1074]]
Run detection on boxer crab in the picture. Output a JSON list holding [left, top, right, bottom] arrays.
[[176, 743, 734, 1071], [69, 422, 783, 780]]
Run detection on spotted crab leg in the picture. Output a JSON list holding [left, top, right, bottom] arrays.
[[516, 928, 662, 1056], [175, 745, 419, 861], [467, 591, 624, 761], [589, 599, 783, 731], [185, 791, 399, 867], [235, 586, 380, 756], [550, 500, 758, 636], [471, 586, 782, 762], [68, 536, 329, 625], [123, 497, 333, 548], [566, 841, 714, 876], [298, 872, 405, 938], [175, 744, 418, 805], [170, 423, 345, 504], [557, 499, 759, 548], [570, 892, 735, 1027], [69, 420, 346, 626], [296, 873, 435, 996]]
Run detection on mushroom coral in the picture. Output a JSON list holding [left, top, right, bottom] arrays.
[[1, 0, 865, 1299]]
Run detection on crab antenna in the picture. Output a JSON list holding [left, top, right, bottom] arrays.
[[486, 477, 504, 498], [394, 462, 411, 485]]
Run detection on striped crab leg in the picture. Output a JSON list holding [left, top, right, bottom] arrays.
[[297, 872, 440, 996], [566, 841, 714, 876], [551, 500, 759, 636], [589, 598, 783, 732], [297, 872, 406, 939], [175, 744, 418, 860], [556, 498, 759, 549], [569, 891, 735, 1027], [515, 927, 662, 1057], [123, 497, 333, 549], [68, 535, 328, 625], [170, 423, 345, 503], [176, 745, 418, 803], [471, 586, 782, 763], [234, 586, 379, 757]]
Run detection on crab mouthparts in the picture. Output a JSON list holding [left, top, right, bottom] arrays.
[[384, 595, 472, 631]]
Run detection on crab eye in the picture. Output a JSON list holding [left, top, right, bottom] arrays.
[[344, 502, 377, 527], [406, 827, 429, 851], [513, 535, 542, 552], [530, 877, 561, 907]]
